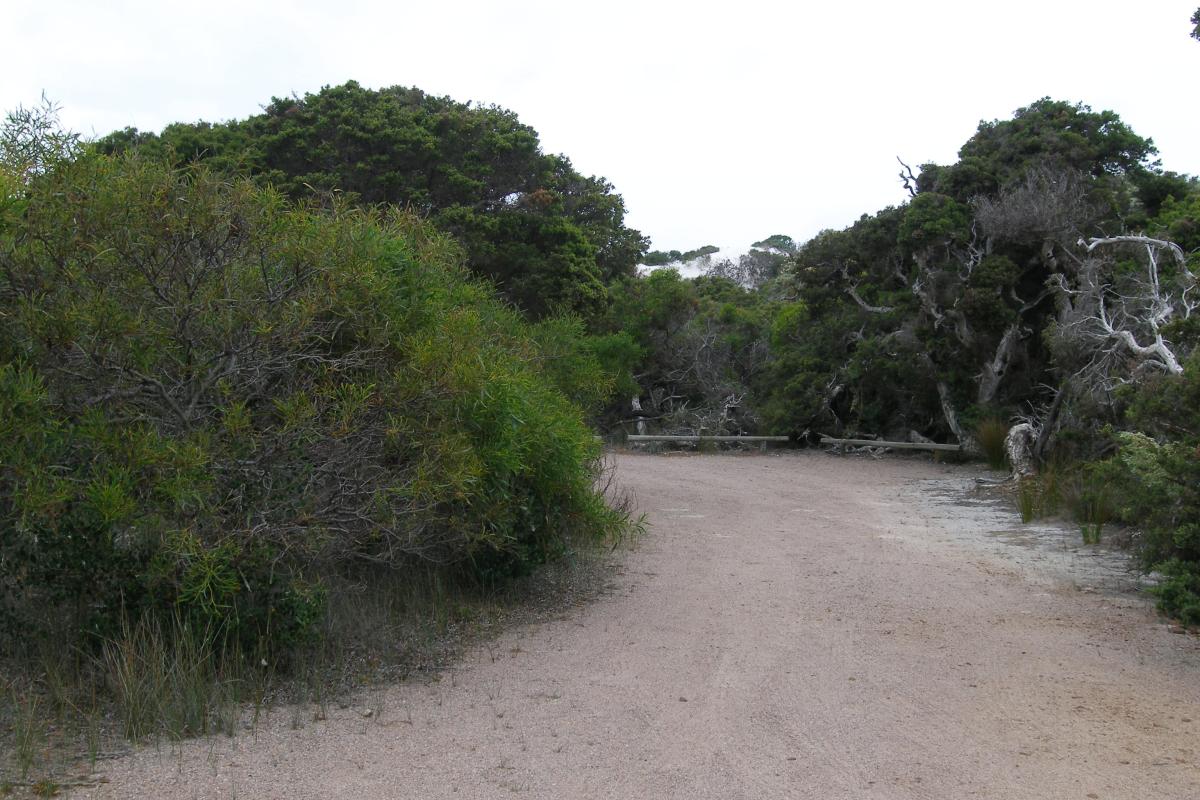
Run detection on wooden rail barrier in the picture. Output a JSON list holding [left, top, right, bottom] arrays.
[[619, 434, 955, 453], [819, 437, 961, 452], [618, 434, 960, 453]]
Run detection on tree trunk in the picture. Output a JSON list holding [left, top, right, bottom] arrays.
[[935, 380, 979, 455], [1032, 387, 1065, 466], [977, 323, 1023, 407]]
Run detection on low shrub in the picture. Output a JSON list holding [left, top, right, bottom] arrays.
[[1151, 561, 1200, 626], [1089, 432, 1200, 620]]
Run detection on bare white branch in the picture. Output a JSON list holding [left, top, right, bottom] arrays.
[[1053, 233, 1194, 405]]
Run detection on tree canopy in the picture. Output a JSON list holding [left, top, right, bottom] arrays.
[[96, 81, 648, 318]]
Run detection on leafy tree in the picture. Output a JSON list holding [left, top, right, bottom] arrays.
[[701, 236, 795, 289], [917, 99, 1157, 215], [95, 81, 647, 318], [598, 269, 774, 434], [438, 207, 608, 318], [642, 245, 720, 266], [752, 234, 797, 254], [759, 100, 1190, 451]]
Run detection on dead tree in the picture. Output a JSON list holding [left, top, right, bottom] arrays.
[[973, 167, 1097, 246], [1054, 235, 1193, 401], [1004, 422, 1038, 477]]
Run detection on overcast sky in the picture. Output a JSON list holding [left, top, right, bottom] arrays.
[[6, 1, 1198, 257]]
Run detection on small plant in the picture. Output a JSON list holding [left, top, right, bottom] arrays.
[[975, 417, 1010, 471], [30, 779, 60, 797], [1016, 477, 1040, 523], [83, 709, 103, 768], [1012, 464, 1069, 523], [1062, 466, 1114, 545], [10, 692, 44, 779], [1151, 561, 1200, 626], [1038, 464, 1065, 517], [100, 614, 239, 741]]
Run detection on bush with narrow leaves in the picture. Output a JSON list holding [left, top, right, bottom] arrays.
[[0, 150, 628, 657]]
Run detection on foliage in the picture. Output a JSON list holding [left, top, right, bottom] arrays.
[[1016, 478, 1040, 523], [1084, 431, 1200, 618], [0, 148, 629, 658], [1093, 430, 1200, 621], [598, 269, 774, 434], [1124, 350, 1200, 441], [100, 614, 241, 740], [642, 245, 720, 266], [439, 205, 608, 317], [1105, 433, 1200, 565], [94, 81, 648, 318], [1152, 562, 1200, 625], [1058, 463, 1116, 544], [1, 96, 81, 184], [19, 79, 1200, 635], [919, 99, 1157, 203]]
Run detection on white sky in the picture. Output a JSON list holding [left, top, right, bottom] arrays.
[[5, 1, 1198, 257]]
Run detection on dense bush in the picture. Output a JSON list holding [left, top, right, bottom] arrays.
[[1101, 431, 1200, 622], [0, 150, 629, 657], [96, 81, 649, 318], [596, 269, 776, 435]]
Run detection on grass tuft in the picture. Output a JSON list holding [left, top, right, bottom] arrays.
[[1016, 477, 1039, 523], [1063, 470, 1114, 545], [10, 692, 45, 780], [975, 418, 1011, 471], [100, 615, 241, 741]]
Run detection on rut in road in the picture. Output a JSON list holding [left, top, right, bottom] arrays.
[[76, 452, 1200, 800]]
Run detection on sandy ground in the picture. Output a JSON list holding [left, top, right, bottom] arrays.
[[71, 452, 1200, 799]]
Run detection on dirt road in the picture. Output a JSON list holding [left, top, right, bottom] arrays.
[[76, 453, 1200, 799]]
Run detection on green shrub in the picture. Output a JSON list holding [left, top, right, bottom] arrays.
[[0, 150, 629, 660], [1091, 432, 1200, 620], [1103, 433, 1200, 565], [1151, 561, 1200, 626]]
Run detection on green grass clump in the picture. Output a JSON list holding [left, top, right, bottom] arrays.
[[975, 417, 1011, 471], [1016, 477, 1039, 523], [100, 615, 242, 741], [1063, 471, 1113, 545]]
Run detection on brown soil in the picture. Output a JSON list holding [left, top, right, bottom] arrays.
[[71, 452, 1200, 799]]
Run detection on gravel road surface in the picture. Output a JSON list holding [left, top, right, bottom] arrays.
[[74, 452, 1200, 799]]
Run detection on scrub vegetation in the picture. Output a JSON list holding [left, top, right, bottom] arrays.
[[0, 97, 636, 783], [3, 12, 1200, 782]]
